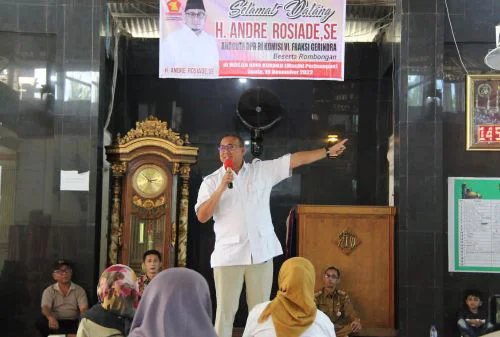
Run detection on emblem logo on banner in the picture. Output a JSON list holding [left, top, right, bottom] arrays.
[[167, 0, 182, 13], [159, 0, 346, 80]]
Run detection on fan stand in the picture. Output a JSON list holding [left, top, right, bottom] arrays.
[[251, 128, 264, 157], [236, 109, 282, 157]]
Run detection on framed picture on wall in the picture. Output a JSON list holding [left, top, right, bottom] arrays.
[[466, 74, 500, 151]]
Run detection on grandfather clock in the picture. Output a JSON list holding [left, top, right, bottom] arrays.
[[105, 116, 198, 271]]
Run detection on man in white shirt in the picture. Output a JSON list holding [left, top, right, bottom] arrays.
[[160, 0, 219, 77], [195, 134, 348, 337]]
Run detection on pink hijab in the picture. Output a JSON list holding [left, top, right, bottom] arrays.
[[97, 264, 138, 318]]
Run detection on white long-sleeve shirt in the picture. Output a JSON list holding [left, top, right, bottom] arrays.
[[242, 301, 337, 337]]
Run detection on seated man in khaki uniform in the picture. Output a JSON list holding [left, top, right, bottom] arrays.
[[35, 259, 88, 337], [315, 266, 362, 337]]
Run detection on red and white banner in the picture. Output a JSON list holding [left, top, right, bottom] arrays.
[[159, 0, 346, 80]]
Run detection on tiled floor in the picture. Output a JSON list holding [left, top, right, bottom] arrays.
[[232, 327, 398, 337], [232, 328, 244, 337], [233, 328, 245, 337]]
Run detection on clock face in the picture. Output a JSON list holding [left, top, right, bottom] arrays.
[[132, 165, 167, 198]]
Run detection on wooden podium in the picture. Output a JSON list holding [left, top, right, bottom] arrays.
[[296, 205, 396, 336]]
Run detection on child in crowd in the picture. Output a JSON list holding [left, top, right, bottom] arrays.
[[457, 289, 494, 337], [137, 250, 162, 299]]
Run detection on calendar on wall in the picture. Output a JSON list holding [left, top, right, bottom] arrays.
[[448, 177, 500, 272]]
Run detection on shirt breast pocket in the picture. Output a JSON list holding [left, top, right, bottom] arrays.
[[217, 190, 237, 210], [218, 235, 240, 245], [217, 235, 241, 255], [247, 184, 268, 203], [318, 303, 330, 315]]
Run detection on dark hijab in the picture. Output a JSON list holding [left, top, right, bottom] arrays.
[[128, 268, 217, 337]]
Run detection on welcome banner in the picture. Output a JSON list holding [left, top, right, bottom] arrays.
[[159, 0, 346, 80]]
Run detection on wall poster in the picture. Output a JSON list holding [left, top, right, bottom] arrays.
[[159, 0, 346, 80], [448, 177, 500, 272]]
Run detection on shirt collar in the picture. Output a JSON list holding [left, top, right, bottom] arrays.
[[220, 161, 247, 175], [54, 282, 75, 292], [322, 287, 337, 298], [182, 24, 206, 38], [240, 161, 248, 173]]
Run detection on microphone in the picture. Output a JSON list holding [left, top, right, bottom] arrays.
[[223, 159, 234, 189]]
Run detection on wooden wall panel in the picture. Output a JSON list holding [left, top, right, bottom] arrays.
[[296, 205, 396, 335]]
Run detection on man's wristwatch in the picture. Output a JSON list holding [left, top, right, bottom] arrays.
[[325, 144, 334, 158]]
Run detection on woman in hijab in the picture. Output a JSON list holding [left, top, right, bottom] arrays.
[[243, 257, 336, 337], [128, 267, 217, 337], [77, 264, 138, 337]]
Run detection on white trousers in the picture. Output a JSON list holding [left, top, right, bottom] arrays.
[[213, 260, 273, 337]]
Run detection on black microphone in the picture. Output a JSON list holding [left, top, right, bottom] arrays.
[[224, 159, 234, 189]]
